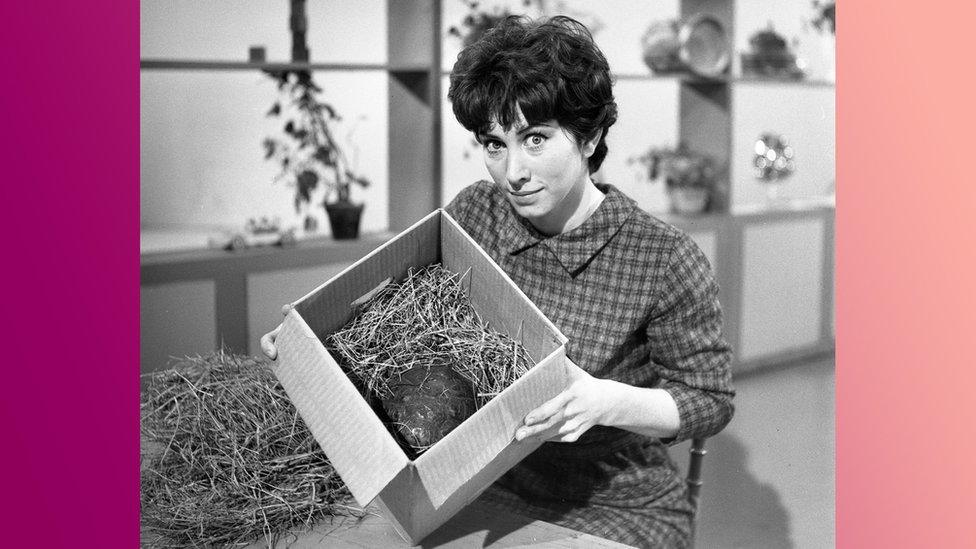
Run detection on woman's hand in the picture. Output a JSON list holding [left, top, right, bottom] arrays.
[[514, 370, 683, 443], [259, 304, 293, 360], [514, 371, 613, 443]]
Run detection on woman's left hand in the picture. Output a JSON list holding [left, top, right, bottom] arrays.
[[514, 371, 613, 443]]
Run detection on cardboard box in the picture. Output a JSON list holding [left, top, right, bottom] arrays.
[[271, 209, 584, 544]]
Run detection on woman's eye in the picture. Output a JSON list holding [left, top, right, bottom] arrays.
[[484, 141, 504, 154], [526, 135, 546, 148]]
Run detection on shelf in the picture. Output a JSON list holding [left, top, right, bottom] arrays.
[[734, 76, 835, 88], [613, 72, 834, 88], [139, 59, 432, 73], [613, 72, 729, 84], [440, 68, 826, 88], [438, 69, 726, 86], [730, 195, 835, 217], [141, 231, 394, 282]]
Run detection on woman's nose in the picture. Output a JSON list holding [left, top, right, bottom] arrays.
[[506, 151, 530, 190]]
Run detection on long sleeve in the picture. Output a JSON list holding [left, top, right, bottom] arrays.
[[649, 232, 735, 443]]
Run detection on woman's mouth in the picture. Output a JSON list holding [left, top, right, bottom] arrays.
[[508, 187, 543, 197]]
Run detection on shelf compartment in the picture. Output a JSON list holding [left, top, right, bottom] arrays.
[[139, 59, 429, 72]]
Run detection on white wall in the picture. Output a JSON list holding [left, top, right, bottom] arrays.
[[140, 70, 389, 233], [140, 0, 387, 63], [140, 1, 389, 235]]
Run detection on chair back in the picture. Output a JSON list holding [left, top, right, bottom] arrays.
[[686, 437, 708, 510]]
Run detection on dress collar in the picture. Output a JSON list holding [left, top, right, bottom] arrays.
[[498, 182, 636, 276]]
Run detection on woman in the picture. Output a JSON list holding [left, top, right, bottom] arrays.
[[264, 16, 733, 548]]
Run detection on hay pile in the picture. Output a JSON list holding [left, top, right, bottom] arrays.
[[140, 352, 360, 548], [326, 264, 534, 455]]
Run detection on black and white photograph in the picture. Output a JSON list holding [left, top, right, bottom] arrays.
[[140, 1, 836, 547]]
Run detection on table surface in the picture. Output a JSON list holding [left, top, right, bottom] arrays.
[[248, 498, 633, 548]]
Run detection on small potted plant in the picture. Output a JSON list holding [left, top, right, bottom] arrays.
[[807, 1, 836, 81], [810, 1, 836, 35], [632, 144, 718, 214], [448, 0, 532, 47], [263, 70, 370, 239]]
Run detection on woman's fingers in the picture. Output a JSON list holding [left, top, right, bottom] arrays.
[[524, 391, 571, 425], [260, 305, 292, 360], [555, 430, 584, 443], [515, 413, 563, 441], [515, 391, 574, 441], [260, 324, 282, 360]]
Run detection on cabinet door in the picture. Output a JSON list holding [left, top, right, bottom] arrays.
[[739, 216, 827, 363], [140, 281, 217, 375], [246, 263, 352, 356]]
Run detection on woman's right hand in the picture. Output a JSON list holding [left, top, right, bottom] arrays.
[[260, 304, 293, 360]]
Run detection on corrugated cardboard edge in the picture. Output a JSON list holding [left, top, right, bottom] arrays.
[[270, 208, 591, 543], [379, 433, 548, 544], [406, 212, 571, 508], [272, 311, 410, 506], [287, 210, 442, 310], [398, 354, 591, 543], [440, 210, 567, 350], [271, 210, 444, 506], [414, 350, 574, 508]]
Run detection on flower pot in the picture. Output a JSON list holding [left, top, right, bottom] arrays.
[[669, 188, 710, 215], [324, 201, 364, 240]]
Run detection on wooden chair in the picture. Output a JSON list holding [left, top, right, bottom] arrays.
[[686, 437, 708, 511]]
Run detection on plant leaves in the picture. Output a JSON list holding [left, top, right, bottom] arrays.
[[313, 146, 333, 165], [262, 138, 276, 160], [267, 102, 281, 117], [284, 120, 295, 135], [297, 170, 318, 203], [346, 170, 371, 188]]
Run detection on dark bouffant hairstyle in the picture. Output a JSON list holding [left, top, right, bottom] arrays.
[[448, 15, 617, 174]]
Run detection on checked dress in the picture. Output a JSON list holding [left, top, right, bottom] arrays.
[[445, 181, 735, 548]]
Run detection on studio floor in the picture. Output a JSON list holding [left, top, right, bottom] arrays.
[[677, 355, 835, 548]]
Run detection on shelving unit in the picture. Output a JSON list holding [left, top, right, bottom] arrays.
[[138, 0, 834, 228], [139, 59, 428, 72], [376, 0, 835, 224], [139, 0, 835, 374], [386, 0, 443, 231]]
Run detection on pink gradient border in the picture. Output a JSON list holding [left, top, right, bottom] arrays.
[[3, 1, 975, 547], [837, 1, 976, 547], [1, 2, 139, 546]]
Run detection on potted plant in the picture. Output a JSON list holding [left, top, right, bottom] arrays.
[[447, 1, 602, 47], [632, 144, 718, 214], [810, 1, 836, 35], [448, 0, 533, 47], [808, 1, 836, 81], [262, 70, 370, 239]]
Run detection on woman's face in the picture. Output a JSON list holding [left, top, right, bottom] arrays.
[[481, 112, 597, 233]]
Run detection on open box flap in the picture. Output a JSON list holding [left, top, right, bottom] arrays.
[[414, 350, 578, 508], [271, 210, 444, 505], [272, 312, 409, 506]]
